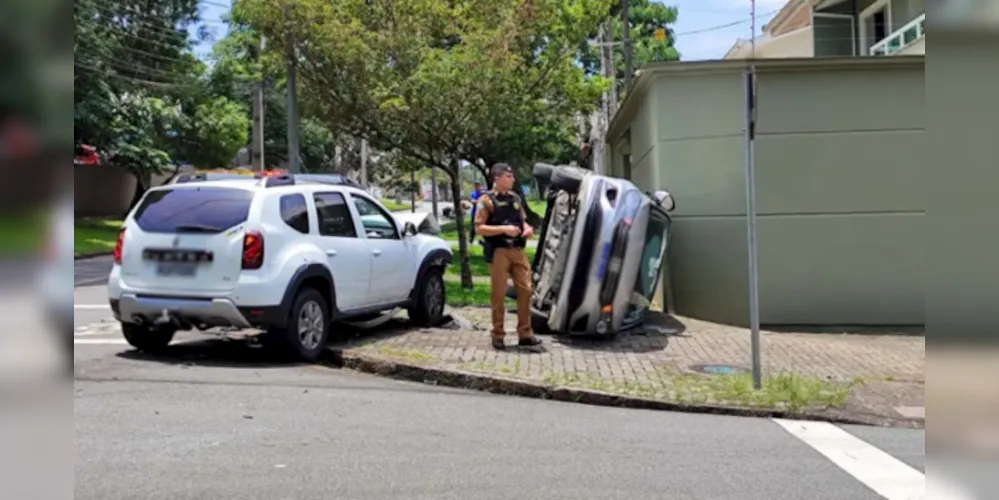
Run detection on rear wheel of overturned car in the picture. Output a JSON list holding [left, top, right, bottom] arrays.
[[551, 166, 587, 194], [409, 267, 446, 327], [121, 322, 176, 354]]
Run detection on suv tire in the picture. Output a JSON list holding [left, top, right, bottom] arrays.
[[409, 267, 446, 327], [551, 166, 587, 194], [121, 322, 176, 354], [277, 287, 331, 362], [532, 163, 556, 184]]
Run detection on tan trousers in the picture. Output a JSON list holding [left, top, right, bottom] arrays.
[[489, 247, 533, 340]]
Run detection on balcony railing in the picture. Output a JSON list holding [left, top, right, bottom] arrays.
[[870, 13, 926, 55]]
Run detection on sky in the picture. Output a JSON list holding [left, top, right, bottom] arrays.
[[190, 0, 786, 62]]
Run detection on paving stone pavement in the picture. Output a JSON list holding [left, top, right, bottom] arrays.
[[338, 307, 925, 385]]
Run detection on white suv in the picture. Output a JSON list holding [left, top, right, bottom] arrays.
[[107, 173, 452, 361]]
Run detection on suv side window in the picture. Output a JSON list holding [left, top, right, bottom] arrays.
[[351, 195, 399, 240], [313, 192, 357, 237], [279, 194, 310, 234]]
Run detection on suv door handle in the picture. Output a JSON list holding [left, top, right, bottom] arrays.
[[326, 250, 338, 256], [372, 249, 382, 256]]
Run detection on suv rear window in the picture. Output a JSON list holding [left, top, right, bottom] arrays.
[[132, 187, 254, 233]]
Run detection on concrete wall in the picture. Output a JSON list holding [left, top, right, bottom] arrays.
[[74, 165, 137, 218], [608, 57, 925, 326]]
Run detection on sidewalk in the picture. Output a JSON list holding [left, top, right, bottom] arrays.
[[333, 308, 925, 426]]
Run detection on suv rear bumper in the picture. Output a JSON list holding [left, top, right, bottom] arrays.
[[116, 293, 253, 329]]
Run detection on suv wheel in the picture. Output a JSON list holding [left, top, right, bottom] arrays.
[[280, 287, 330, 362], [121, 322, 176, 354], [409, 267, 446, 327]]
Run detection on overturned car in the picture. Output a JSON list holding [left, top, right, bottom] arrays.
[[524, 164, 675, 336]]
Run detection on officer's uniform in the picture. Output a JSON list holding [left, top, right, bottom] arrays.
[[474, 190, 533, 342]]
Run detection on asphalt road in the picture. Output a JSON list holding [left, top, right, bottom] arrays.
[[73, 261, 932, 500]]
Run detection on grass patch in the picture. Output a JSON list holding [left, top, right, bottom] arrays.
[[380, 199, 411, 212], [447, 244, 536, 278], [373, 346, 435, 363], [75, 218, 123, 256], [540, 369, 858, 413], [0, 210, 45, 255], [444, 280, 492, 306]]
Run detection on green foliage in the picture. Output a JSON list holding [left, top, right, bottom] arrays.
[[578, 0, 680, 92], [181, 97, 250, 169]]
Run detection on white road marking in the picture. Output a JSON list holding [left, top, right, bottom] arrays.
[[74, 304, 109, 309], [774, 419, 924, 500], [74, 339, 127, 345], [74, 330, 111, 337]]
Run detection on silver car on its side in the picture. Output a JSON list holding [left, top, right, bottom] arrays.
[[527, 164, 675, 336]]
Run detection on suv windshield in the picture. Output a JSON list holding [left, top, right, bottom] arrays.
[[132, 187, 254, 234]]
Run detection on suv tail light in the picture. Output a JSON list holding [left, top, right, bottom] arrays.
[[242, 231, 264, 269], [113, 228, 126, 264]]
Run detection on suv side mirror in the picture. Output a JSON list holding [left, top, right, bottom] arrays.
[[652, 190, 675, 212], [403, 221, 418, 236]]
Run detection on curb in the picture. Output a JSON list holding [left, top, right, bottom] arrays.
[[330, 349, 916, 428], [75, 251, 113, 261]]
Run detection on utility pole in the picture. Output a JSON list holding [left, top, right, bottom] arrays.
[[359, 138, 368, 188], [251, 35, 266, 171], [430, 165, 439, 220], [410, 165, 416, 212], [284, 6, 300, 173], [622, 0, 633, 92]]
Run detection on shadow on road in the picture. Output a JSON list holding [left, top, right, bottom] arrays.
[[114, 315, 440, 369], [551, 312, 687, 354], [115, 336, 333, 369]]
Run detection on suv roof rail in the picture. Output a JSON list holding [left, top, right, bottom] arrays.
[[174, 173, 207, 184], [294, 173, 363, 188], [255, 172, 296, 187]]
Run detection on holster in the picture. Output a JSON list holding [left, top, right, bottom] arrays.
[[482, 239, 496, 264]]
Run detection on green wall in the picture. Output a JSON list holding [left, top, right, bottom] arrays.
[[610, 58, 925, 326]]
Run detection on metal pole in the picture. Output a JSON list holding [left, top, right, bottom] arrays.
[[284, 7, 300, 173], [430, 165, 439, 219], [743, 70, 761, 390], [410, 165, 416, 212], [251, 36, 266, 171], [359, 138, 368, 188], [622, 0, 633, 91]]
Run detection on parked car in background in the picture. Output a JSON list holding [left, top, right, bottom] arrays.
[[526, 163, 675, 336]]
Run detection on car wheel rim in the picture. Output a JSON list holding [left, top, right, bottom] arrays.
[[298, 301, 324, 350], [425, 276, 443, 318]]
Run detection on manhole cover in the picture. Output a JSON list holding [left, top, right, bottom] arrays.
[[688, 364, 750, 375]]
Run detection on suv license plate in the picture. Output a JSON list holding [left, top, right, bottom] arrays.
[[156, 262, 197, 277]]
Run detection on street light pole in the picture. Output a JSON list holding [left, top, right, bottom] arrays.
[[622, 0, 633, 91]]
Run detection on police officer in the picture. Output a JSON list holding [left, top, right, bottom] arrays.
[[474, 163, 543, 350]]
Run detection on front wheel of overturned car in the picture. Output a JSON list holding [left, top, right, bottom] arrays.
[[551, 166, 587, 194], [275, 287, 331, 362], [408, 267, 446, 327], [121, 322, 176, 354]]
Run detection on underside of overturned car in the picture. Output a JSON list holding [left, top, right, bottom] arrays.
[[526, 163, 675, 336]]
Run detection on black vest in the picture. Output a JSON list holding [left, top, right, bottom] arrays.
[[484, 191, 526, 249]]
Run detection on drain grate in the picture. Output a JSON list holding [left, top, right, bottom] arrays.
[[688, 364, 750, 375]]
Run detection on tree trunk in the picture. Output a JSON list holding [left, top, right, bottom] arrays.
[[447, 166, 475, 289], [512, 177, 542, 227]]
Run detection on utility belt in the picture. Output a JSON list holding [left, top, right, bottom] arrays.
[[482, 236, 526, 263]]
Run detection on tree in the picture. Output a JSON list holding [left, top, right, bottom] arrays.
[[177, 96, 250, 169], [577, 0, 680, 96], [239, 0, 612, 288]]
